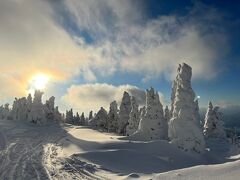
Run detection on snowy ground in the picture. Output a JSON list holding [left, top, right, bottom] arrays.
[[1, 120, 240, 180]]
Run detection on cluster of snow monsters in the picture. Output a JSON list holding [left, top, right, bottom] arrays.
[[0, 90, 62, 125], [86, 63, 226, 153], [86, 87, 168, 140], [0, 63, 227, 153]]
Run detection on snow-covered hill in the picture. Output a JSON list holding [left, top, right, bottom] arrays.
[[1, 119, 240, 180]]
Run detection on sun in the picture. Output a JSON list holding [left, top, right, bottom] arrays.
[[31, 74, 50, 90]]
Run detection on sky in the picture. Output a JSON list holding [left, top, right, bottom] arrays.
[[0, 0, 239, 113]]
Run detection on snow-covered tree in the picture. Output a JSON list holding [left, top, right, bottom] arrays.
[[107, 101, 119, 132], [17, 97, 28, 121], [131, 87, 167, 140], [11, 98, 19, 120], [65, 109, 74, 124], [54, 106, 62, 122], [139, 106, 146, 122], [164, 106, 170, 122], [26, 94, 32, 119], [203, 102, 226, 139], [170, 80, 177, 118], [89, 111, 93, 120], [89, 107, 108, 130], [0, 104, 10, 120], [3, 91, 61, 124], [45, 96, 55, 122], [168, 63, 205, 153], [73, 112, 80, 125], [80, 112, 85, 125], [118, 91, 131, 135], [194, 99, 201, 125], [28, 90, 46, 125], [126, 96, 140, 136]]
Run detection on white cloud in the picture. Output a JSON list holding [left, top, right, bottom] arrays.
[[62, 0, 145, 39], [0, 0, 229, 106], [61, 0, 228, 81], [61, 83, 165, 114], [0, 0, 120, 99]]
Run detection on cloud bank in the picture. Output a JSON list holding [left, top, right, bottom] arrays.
[[61, 83, 165, 114]]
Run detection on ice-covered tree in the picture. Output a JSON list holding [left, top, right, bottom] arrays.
[[11, 98, 19, 120], [170, 80, 177, 118], [65, 109, 74, 124], [45, 96, 55, 122], [89, 107, 108, 130], [73, 112, 80, 125], [139, 106, 146, 122], [194, 99, 201, 125], [168, 63, 205, 153], [126, 96, 140, 136], [0, 104, 10, 120], [80, 112, 85, 125], [17, 98, 28, 121], [89, 111, 93, 120], [107, 101, 119, 132], [28, 90, 46, 125], [118, 91, 131, 135], [54, 106, 62, 122], [203, 102, 226, 139], [164, 106, 170, 122], [26, 94, 32, 119], [134, 87, 167, 140]]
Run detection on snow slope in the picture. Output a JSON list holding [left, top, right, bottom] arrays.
[[141, 160, 240, 180], [0, 119, 240, 180]]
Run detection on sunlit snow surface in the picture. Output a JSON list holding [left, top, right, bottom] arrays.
[[0, 119, 240, 180]]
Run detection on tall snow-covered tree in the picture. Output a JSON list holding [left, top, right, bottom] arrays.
[[54, 106, 62, 122], [0, 104, 10, 120], [73, 112, 80, 125], [107, 101, 119, 132], [128, 88, 167, 141], [45, 96, 55, 122], [118, 91, 131, 135], [28, 90, 46, 125], [126, 96, 140, 136], [80, 112, 85, 125], [26, 94, 32, 120], [168, 63, 205, 153], [203, 102, 226, 139], [170, 80, 177, 118], [65, 109, 74, 124], [164, 106, 170, 122], [89, 107, 108, 130], [11, 98, 19, 120], [194, 99, 201, 125], [17, 97, 28, 121], [139, 106, 146, 123], [89, 111, 93, 120]]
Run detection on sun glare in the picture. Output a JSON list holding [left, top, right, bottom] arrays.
[[31, 74, 50, 90]]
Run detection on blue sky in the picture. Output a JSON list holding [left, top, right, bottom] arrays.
[[0, 0, 239, 113]]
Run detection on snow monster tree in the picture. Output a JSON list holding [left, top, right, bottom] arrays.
[[203, 102, 226, 139], [168, 63, 205, 153]]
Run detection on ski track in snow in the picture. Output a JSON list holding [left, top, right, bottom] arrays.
[[0, 121, 103, 180]]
